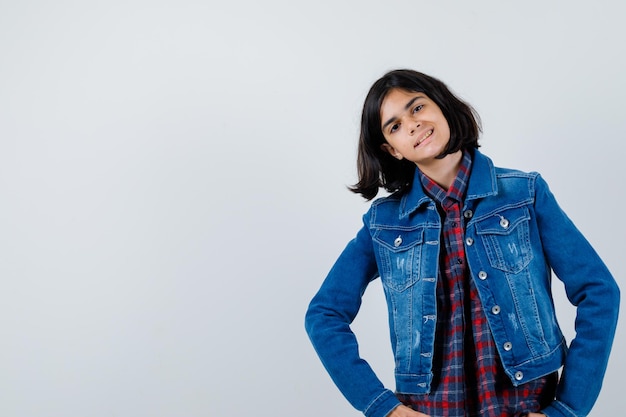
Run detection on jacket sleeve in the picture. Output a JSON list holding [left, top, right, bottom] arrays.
[[304, 214, 402, 417], [533, 174, 620, 417]]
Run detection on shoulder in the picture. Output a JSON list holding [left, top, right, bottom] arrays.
[[473, 150, 538, 179], [494, 166, 537, 178], [370, 191, 402, 209], [366, 192, 403, 224], [472, 150, 549, 202], [495, 166, 538, 185], [492, 165, 550, 196]]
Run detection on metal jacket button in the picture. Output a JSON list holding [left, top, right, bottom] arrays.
[[499, 217, 510, 228], [504, 342, 513, 351], [463, 210, 473, 219], [515, 371, 524, 381], [478, 271, 487, 280], [492, 305, 501, 315], [394, 236, 402, 247], [466, 237, 474, 246]]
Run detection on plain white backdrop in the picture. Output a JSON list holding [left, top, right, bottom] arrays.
[[0, 1, 624, 416]]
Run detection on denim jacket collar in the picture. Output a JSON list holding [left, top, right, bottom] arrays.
[[399, 149, 498, 219]]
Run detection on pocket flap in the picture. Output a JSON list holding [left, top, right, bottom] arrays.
[[373, 227, 424, 252], [475, 207, 530, 235]]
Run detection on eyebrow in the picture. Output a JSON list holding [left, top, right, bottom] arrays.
[[382, 95, 424, 131]]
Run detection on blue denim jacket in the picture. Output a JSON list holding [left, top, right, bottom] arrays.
[[305, 150, 619, 417]]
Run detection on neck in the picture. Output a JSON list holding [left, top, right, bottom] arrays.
[[417, 151, 463, 190]]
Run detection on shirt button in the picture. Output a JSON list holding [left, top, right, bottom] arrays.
[[463, 210, 473, 219], [491, 305, 501, 315], [515, 371, 524, 381], [456, 258, 463, 265], [478, 271, 487, 280], [504, 342, 513, 351]]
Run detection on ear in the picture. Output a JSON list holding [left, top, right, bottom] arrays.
[[380, 143, 404, 160]]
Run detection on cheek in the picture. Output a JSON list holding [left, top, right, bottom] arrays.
[[440, 119, 451, 137]]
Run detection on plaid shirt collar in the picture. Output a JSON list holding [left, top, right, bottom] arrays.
[[418, 151, 473, 205]]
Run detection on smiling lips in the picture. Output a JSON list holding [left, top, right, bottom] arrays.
[[414, 129, 433, 147]]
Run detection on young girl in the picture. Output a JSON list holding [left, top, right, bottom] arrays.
[[305, 69, 619, 417]]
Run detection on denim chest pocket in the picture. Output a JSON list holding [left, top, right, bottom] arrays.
[[475, 206, 533, 274], [373, 227, 424, 292]]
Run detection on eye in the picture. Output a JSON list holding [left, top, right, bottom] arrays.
[[389, 123, 399, 134], [413, 104, 423, 113]]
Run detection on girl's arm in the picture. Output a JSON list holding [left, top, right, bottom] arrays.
[[533, 174, 620, 417], [305, 218, 402, 417]]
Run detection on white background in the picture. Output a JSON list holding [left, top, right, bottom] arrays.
[[0, 1, 624, 416]]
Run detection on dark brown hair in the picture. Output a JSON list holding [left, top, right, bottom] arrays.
[[349, 69, 481, 200]]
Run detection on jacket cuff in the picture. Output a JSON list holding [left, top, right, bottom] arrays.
[[363, 389, 401, 417], [542, 400, 579, 417]]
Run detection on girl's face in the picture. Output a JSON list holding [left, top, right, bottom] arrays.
[[379, 89, 451, 168]]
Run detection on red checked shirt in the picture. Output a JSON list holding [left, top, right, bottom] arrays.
[[396, 152, 557, 417]]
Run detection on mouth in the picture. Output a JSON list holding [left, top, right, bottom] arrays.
[[414, 129, 433, 147]]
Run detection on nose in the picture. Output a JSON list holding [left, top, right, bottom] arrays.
[[408, 121, 421, 135]]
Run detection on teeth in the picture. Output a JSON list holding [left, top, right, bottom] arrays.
[[417, 130, 433, 145]]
